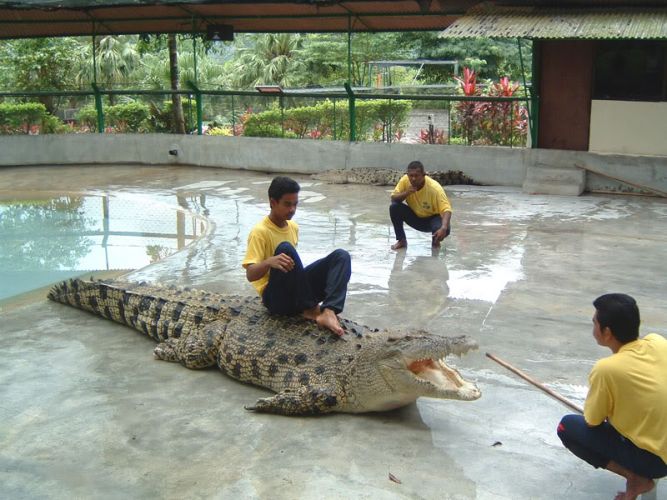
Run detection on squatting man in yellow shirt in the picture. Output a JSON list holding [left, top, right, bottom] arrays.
[[389, 160, 452, 250], [557, 293, 667, 500], [243, 176, 351, 337]]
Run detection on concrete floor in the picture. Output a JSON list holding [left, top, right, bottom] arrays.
[[1, 165, 666, 500]]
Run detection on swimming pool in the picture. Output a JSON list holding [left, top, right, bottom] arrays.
[[0, 192, 207, 301]]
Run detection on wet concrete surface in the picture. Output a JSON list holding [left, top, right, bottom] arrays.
[[1, 165, 666, 499]]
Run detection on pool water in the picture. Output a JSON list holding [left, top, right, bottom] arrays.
[[0, 192, 207, 301]]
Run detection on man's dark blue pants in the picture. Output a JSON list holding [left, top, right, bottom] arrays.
[[389, 201, 450, 242], [262, 241, 351, 316], [557, 414, 667, 479]]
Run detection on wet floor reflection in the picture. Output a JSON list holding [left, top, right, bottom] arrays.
[[0, 193, 206, 300]]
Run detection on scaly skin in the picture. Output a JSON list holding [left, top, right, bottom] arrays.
[[312, 168, 477, 186], [48, 279, 481, 415]]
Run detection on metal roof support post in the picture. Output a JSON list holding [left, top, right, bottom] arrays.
[[280, 95, 285, 137], [231, 95, 236, 135], [92, 31, 98, 86], [92, 83, 104, 134], [91, 27, 105, 133], [347, 15, 352, 85], [189, 82, 203, 136], [344, 82, 356, 142], [333, 98, 337, 140], [191, 26, 203, 135]]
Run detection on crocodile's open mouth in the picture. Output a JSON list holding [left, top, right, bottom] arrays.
[[409, 358, 466, 388], [405, 357, 481, 400]]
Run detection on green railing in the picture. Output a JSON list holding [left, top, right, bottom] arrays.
[[0, 86, 536, 148]]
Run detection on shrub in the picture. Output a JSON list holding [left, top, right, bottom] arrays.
[[106, 101, 151, 133], [0, 102, 48, 134], [206, 126, 233, 136], [76, 105, 98, 132], [240, 98, 411, 142]]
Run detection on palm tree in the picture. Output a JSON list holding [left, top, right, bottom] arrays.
[[229, 34, 305, 89], [75, 35, 140, 104]]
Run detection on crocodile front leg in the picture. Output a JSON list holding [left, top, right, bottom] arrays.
[[245, 386, 342, 415], [153, 322, 224, 369]]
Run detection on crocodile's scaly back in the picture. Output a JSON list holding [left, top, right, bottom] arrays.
[[47, 279, 236, 342], [48, 279, 481, 415]]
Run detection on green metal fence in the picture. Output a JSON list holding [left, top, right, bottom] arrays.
[[0, 86, 536, 147]]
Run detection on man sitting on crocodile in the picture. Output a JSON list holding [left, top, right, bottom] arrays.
[[243, 176, 351, 337], [389, 160, 453, 250]]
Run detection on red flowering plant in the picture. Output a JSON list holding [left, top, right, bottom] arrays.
[[418, 127, 447, 144], [452, 67, 480, 145], [476, 76, 527, 146]]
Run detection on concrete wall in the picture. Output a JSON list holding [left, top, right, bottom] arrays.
[[589, 100, 667, 157], [1, 134, 666, 195]]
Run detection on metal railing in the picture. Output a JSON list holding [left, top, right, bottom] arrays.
[[0, 85, 537, 147]]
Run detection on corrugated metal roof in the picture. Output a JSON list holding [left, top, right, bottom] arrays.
[[440, 4, 667, 39]]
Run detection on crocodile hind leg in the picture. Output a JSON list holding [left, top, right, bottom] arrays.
[[245, 386, 341, 415], [154, 323, 224, 369]]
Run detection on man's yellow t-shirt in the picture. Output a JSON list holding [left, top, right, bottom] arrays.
[[392, 175, 452, 218], [584, 333, 667, 463], [242, 216, 299, 296]]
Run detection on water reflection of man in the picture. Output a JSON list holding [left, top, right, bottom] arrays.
[[242, 176, 351, 336], [387, 251, 450, 327], [389, 160, 452, 250]]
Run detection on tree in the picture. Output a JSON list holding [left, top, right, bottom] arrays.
[[168, 34, 186, 134], [396, 33, 532, 82], [75, 35, 140, 91], [227, 34, 306, 88], [0, 38, 84, 113]]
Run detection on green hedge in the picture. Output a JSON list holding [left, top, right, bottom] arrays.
[[242, 99, 411, 141], [0, 102, 49, 134], [77, 100, 193, 133]]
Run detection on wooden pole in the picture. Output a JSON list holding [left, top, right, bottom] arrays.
[[486, 352, 584, 414]]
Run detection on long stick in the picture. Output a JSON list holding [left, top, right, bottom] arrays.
[[486, 352, 584, 414]]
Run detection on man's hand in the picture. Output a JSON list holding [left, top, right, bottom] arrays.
[[433, 227, 447, 243], [245, 252, 295, 282], [391, 185, 418, 203], [268, 252, 295, 273]]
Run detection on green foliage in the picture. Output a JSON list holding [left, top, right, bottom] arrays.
[[106, 101, 150, 132], [148, 100, 197, 133], [0, 102, 48, 134], [228, 34, 306, 89], [240, 98, 411, 142], [205, 126, 233, 136], [76, 105, 99, 132]]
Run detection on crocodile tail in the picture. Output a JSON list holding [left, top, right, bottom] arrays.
[[47, 278, 222, 342]]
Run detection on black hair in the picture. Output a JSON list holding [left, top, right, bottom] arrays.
[[407, 160, 425, 173], [593, 293, 640, 343], [268, 176, 300, 201]]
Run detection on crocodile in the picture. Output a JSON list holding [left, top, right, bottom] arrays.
[[312, 167, 477, 186], [48, 278, 481, 415]]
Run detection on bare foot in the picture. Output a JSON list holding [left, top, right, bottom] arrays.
[[614, 476, 655, 500], [391, 239, 407, 250], [302, 305, 321, 322], [607, 461, 655, 500], [316, 308, 344, 336]]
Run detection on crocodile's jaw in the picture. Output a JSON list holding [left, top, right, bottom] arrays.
[[342, 335, 481, 413]]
